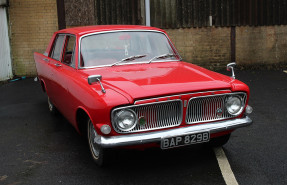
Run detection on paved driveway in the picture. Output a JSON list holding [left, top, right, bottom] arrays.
[[0, 70, 286, 185]]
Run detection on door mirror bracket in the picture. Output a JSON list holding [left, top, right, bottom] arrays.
[[227, 62, 236, 79], [88, 75, 106, 93]]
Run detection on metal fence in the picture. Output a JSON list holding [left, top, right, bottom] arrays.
[[64, 0, 287, 28], [175, 0, 287, 28], [151, 0, 287, 28], [95, 0, 143, 25]]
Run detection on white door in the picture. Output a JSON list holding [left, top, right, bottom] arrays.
[[0, 7, 13, 81]]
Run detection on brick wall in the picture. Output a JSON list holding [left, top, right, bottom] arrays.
[[166, 27, 231, 70], [166, 26, 287, 70], [236, 26, 287, 67], [8, 0, 58, 76]]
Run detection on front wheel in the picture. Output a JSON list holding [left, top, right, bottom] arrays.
[[87, 119, 106, 166], [209, 134, 231, 147]]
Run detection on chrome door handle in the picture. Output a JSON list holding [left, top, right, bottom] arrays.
[[54, 63, 62, 67], [43, 58, 49, 62]]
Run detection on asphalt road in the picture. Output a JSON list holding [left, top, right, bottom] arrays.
[[0, 70, 286, 185]]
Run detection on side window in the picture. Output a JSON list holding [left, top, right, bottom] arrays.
[[50, 35, 65, 61], [62, 35, 76, 67]]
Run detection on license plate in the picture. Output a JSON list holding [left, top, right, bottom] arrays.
[[161, 132, 210, 149]]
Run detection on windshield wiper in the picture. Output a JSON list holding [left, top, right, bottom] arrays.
[[148, 53, 175, 64], [111, 55, 147, 66]]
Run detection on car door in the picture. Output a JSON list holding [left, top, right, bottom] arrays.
[[49, 34, 78, 122], [57, 35, 79, 122], [46, 34, 66, 108]]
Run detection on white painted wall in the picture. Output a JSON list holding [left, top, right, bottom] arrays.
[[0, 7, 13, 81]]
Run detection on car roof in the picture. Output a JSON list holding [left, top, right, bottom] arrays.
[[57, 25, 166, 37]]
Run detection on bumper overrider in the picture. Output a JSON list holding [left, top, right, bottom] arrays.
[[95, 116, 252, 148]]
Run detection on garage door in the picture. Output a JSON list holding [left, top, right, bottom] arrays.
[[0, 7, 12, 81]]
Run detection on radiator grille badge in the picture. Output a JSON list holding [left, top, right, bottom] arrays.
[[216, 108, 223, 117], [139, 117, 146, 126]]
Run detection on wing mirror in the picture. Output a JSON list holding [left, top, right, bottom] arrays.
[[227, 62, 236, 79], [88, 75, 106, 93]]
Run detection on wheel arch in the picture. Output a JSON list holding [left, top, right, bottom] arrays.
[[75, 106, 93, 136], [40, 79, 46, 93]]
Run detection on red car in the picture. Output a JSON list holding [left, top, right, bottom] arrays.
[[34, 25, 253, 166]]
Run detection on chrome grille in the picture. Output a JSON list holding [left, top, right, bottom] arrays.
[[186, 93, 247, 124], [112, 100, 182, 133]]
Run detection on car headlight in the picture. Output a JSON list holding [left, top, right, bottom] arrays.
[[113, 109, 138, 131], [226, 96, 244, 116]]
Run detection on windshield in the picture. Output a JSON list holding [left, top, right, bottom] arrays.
[[80, 31, 180, 68]]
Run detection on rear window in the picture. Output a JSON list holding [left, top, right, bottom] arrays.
[[50, 35, 65, 61]]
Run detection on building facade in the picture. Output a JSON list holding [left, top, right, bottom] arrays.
[[3, 0, 287, 77]]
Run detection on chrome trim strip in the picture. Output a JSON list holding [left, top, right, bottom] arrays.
[[78, 30, 182, 69], [96, 116, 252, 148]]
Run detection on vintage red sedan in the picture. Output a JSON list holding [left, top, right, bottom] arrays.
[[34, 25, 253, 166]]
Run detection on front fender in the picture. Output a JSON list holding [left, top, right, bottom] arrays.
[[72, 83, 131, 135]]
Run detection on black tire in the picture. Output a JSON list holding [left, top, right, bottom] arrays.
[[87, 119, 106, 166], [209, 134, 231, 147], [47, 97, 58, 115]]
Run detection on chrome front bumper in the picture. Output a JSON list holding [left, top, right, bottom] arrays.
[[96, 116, 252, 148]]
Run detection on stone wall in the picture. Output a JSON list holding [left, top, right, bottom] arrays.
[[8, 0, 58, 76]]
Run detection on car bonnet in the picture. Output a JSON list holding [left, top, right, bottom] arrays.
[[80, 62, 238, 102]]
